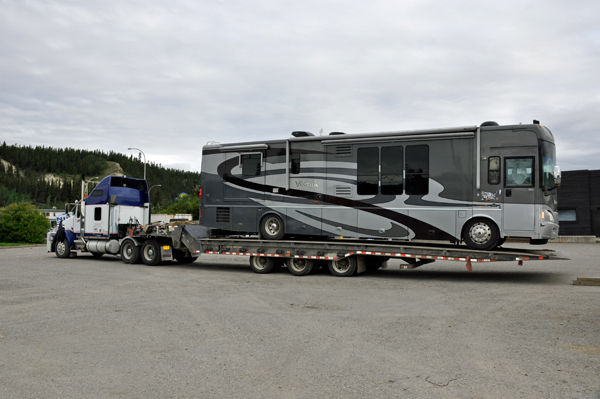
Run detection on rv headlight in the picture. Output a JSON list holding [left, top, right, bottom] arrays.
[[547, 211, 555, 222], [543, 210, 555, 222]]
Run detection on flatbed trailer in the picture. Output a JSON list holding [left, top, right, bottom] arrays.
[[165, 224, 571, 276]]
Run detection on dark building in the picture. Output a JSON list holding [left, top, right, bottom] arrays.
[[557, 170, 600, 236]]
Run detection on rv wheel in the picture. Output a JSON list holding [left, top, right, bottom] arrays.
[[249, 256, 276, 274], [259, 214, 285, 240], [328, 257, 357, 277], [463, 219, 500, 251], [286, 258, 315, 276]]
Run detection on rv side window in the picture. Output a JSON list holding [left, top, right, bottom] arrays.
[[405, 145, 429, 195], [241, 154, 262, 176], [381, 146, 403, 195], [488, 156, 501, 185], [357, 147, 379, 195], [291, 152, 301, 174], [505, 157, 534, 187]]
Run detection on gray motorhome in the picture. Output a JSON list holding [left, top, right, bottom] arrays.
[[199, 121, 561, 250]]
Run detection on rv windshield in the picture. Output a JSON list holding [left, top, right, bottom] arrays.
[[541, 140, 557, 188]]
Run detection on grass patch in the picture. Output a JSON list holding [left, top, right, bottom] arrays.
[[0, 242, 39, 247]]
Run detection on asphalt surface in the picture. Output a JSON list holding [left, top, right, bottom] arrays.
[[1, 243, 599, 398]]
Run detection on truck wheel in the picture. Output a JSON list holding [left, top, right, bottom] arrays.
[[249, 256, 276, 274], [463, 218, 500, 251], [286, 258, 315, 276], [56, 238, 71, 259], [141, 239, 162, 266], [259, 214, 285, 240], [121, 241, 141, 264], [328, 257, 357, 277]]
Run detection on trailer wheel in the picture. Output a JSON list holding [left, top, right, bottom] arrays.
[[249, 256, 276, 274], [121, 241, 141, 264], [286, 258, 315, 276], [463, 218, 500, 251], [55, 238, 71, 259], [259, 214, 285, 240], [328, 257, 357, 277], [141, 239, 162, 266]]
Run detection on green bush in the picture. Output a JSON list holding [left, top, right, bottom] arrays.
[[0, 202, 51, 243], [159, 194, 200, 220]]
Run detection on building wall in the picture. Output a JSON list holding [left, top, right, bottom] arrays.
[[557, 169, 599, 236]]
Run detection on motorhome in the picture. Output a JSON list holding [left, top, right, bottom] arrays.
[[199, 121, 561, 250]]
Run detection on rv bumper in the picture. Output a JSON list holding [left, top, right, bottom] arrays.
[[540, 220, 559, 239]]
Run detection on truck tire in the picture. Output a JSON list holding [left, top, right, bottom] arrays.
[[463, 218, 500, 251], [249, 256, 276, 274], [259, 214, 285, 240], [121, 241, 141, 264], [141, 239, 162, 266], [55, 237, 71, 259], [286, 258, 315, 276], [328, 257, 357, 277]]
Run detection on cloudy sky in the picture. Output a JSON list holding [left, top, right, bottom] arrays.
[[1, 0, 599, 173]]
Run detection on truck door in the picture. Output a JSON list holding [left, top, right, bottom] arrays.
[[86, 204, 110, 238]]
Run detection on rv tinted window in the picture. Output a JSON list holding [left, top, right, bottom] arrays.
[[357, 147, 379, 195], [505, 157, 534, 187], [488, 156, 500, 185], [241, 154, 261, 176], [291, 152, 300, 174], [381, 146, 403, 195], [405, 145, 429, 195]]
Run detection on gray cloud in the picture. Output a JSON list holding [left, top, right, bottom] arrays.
[[1, 0, 599, 172]]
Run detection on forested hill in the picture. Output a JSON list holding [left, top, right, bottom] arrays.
[[0, 142, 201, 209]]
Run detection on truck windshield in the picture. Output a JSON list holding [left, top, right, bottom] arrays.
[[540, 140, 557, 187]]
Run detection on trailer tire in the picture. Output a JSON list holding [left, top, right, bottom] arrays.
[[121, 241, 141, 264], [249, 256, 276, 274], [259, 214, 285, 240], [328, 257, 357, 277], [463, 218, 500, 251], [141, 239, 162, 266], [286, 258, 315, 276], [56, 237, 71, 259]]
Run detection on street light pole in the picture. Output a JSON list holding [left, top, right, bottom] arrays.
[[127, 147, 146, 181]]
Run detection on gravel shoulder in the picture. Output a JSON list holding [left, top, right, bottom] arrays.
[[1, 243, 599, 398]]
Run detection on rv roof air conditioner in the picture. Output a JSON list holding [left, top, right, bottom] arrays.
[[292, 131, 314, 137], [480, 121, 499, 127]]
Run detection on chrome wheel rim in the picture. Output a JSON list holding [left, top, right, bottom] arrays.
[[265, 217, 281, 236], [469, 222, 492, 244]]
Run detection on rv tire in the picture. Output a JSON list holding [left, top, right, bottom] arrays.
[[286, 258, 315, 276], [259, 214, 285, 240], [249, 256, 276, 274], [328, 256, 357, 277], [463, 218, 500, 251]]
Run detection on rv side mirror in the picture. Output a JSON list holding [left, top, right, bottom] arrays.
[[554, 165, 562, 186]]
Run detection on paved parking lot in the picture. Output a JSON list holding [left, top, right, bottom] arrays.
[[1, 243, 599, 398]]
